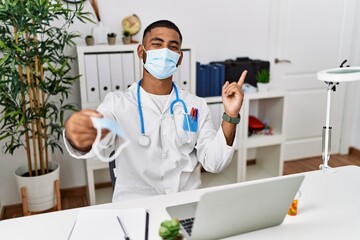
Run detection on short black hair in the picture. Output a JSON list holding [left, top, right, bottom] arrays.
[[142, 20, 182, 43]]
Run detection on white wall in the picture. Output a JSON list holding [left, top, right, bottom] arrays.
[[341, 0, 360, 152], [1, 0, 359, 206]]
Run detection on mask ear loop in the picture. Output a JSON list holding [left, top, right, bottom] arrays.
[[91, 117, 130, 162]]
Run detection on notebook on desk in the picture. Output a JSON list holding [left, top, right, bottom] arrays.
[[68, 207, 149, 240], [166, 174, 305, 240]]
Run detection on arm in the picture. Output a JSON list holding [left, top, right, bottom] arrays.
[[221, 70, 247, 146]]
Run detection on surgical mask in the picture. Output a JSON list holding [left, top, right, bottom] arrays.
[[143, 46, 180, 79], [91, 117, 130, 162]]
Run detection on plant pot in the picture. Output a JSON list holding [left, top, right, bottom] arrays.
[[107, 37, 116, 45], [122, 36, 131, 44], [14, 161, 60, 213], [85, 37, 94, 46], [257, 82, 270, 92]]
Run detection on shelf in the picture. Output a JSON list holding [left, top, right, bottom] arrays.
[[205, 96, 222, 104], [245, 90, 286, 100], [201, 154, 238, 187], [246, 164, 277, 181], [244, 134, 284, 148]]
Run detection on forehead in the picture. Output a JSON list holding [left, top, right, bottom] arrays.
[[144, 27, 181, 42]]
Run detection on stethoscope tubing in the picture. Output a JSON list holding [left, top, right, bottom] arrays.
[[137, 79, 189, 136]]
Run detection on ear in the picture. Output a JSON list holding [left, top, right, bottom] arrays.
[[176, 51, 183, 67], [137, 44, 146, 64]]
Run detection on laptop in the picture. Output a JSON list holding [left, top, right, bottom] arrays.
[[166, 174, 305, 240]]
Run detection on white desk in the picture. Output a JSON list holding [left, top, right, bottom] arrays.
[[1, 165, 360, 240]]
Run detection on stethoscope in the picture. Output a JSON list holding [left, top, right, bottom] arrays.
[[137, 80, 189, 147]]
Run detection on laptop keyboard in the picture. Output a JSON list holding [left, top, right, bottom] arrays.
[[179, 217, 195, 236]]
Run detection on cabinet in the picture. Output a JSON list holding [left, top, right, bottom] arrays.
[[201, 91, 286, 187], [237, 90, 286, 182]]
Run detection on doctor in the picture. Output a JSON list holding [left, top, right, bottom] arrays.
[[64, 20, 247, 202]]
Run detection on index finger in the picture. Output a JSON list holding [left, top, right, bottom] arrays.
[[237, 70, 248, 87]]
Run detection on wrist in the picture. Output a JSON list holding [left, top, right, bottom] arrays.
[[222, 112, 241, 124]]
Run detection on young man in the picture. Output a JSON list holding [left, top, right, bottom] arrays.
[[64, 20, 247, 202]]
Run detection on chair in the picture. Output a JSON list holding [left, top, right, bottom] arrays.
[[108, 151, 116, 191]]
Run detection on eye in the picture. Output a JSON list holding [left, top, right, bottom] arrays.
[[169, 46, 179, 51]]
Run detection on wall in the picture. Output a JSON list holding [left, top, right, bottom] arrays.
[[0, 0, 359, 206]]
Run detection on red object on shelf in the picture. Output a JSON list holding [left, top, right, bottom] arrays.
[[248, 116, 265, 131]]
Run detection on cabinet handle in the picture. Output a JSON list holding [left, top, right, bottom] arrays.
[[275, 58, 291, 64]]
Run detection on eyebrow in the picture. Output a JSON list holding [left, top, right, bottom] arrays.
[[150, 37, 180, 46]]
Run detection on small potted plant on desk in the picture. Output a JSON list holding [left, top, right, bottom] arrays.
[[159, 218, 183, 240], [107, 32, 117, 45], [255, 69, 270, 92], [122, 30, 131, 44]]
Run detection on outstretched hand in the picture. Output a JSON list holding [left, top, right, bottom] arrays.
[[64, 109, 109, 152], [221, 70, 247, 117]]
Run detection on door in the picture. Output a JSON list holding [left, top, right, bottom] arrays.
[[269, 0, 358, 160]]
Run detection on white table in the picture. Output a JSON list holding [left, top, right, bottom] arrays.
[[1, 165, 360, 240]]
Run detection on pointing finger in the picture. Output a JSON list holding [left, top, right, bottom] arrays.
[[237, 70, 248, 87]]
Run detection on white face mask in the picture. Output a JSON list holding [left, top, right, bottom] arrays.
[[142, 46, 181, 79], [91, 117, 130, 162]]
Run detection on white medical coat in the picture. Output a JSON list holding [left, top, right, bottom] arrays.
[[65, 82, 238, 202]]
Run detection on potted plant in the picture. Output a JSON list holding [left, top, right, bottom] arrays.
[[107, 32, 117, 45], [122, 30, 131, 44], [255, 69, 270, 92], [85, 35, 95, 46], [159, 218, 183, 240], [0, 0, 91, 215]]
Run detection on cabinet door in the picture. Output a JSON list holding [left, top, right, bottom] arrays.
[[270, 0, 357, 160], [109, 53, 123, 91], [122, 53, 136, 89], [84, 54, 100, 103], [97, 54, 112, 100]]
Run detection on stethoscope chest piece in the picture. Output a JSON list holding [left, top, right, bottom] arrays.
[[138, 134, 151, 147]]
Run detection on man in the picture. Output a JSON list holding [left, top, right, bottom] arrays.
[[64, 20, 247, 202]]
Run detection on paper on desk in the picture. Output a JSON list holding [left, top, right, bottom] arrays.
[[68, 208, 148, 240]]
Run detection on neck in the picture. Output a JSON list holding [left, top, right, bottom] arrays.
[[141, 71, 173, 95]]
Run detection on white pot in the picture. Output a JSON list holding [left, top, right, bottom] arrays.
[[14, 161, 60, 212], [257, 82, 270, 92]]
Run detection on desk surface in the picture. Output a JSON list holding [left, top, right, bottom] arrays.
[[1, 165, 360, 240]]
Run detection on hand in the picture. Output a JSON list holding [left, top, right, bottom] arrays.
[[64, 109, 109, 152], [221, 70, 247, 117]]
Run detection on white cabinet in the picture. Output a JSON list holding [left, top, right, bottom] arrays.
[[203, 91, 286, 186], [237, 90, 286, 182], [77, 44, 142, 110]]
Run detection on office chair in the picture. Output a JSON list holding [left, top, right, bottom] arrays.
[[108, 150, 116, 191]]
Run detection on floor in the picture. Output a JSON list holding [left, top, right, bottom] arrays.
[[1, 148, 360, 221]]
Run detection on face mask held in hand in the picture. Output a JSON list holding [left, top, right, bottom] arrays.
[[90, 117, 130, 162], [143, 46, 180, 79]]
